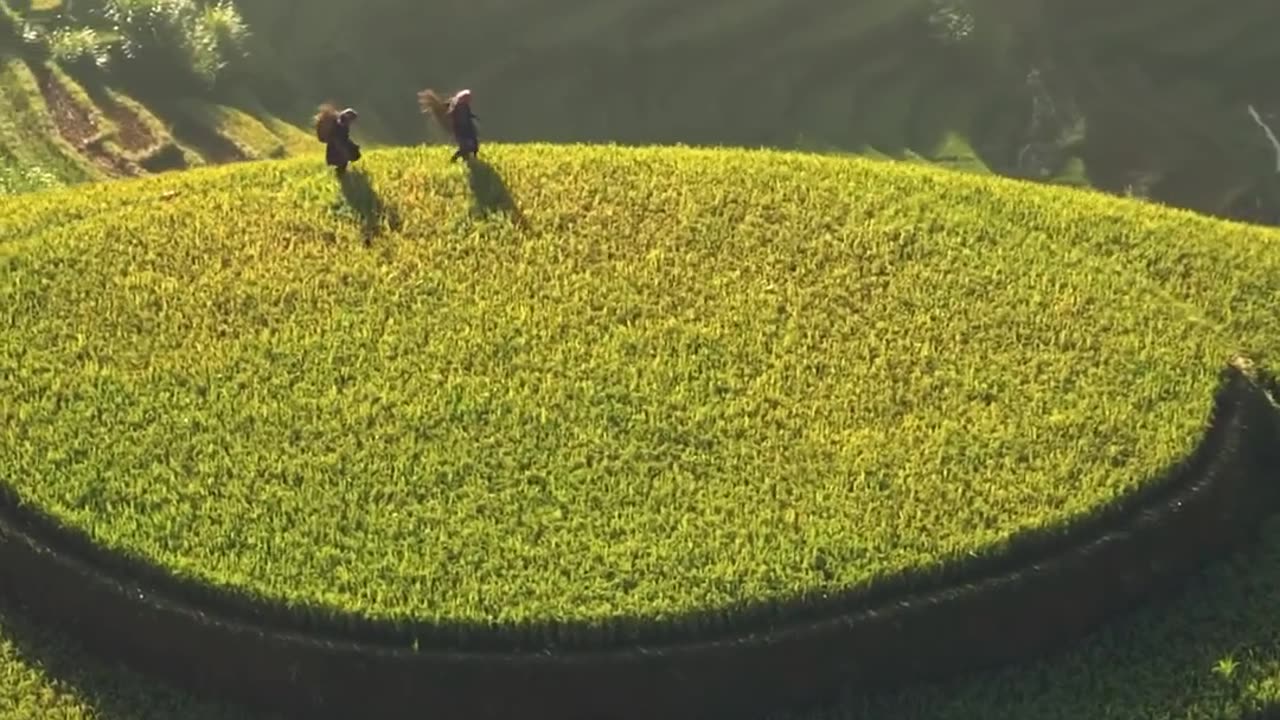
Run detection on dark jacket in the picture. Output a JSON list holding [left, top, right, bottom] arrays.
[[326, 121, 361, 167], [450, 104, 478, 148]]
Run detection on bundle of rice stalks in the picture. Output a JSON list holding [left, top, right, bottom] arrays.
[[417, 89, 453, 139], [314, 103, 340, 143]]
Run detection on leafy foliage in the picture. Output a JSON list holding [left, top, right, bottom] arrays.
[[0, 161, 59, 194], [99, 0, 249, 90], [45, 26, 112, 72], [0, 0, 48, 58], [199, 0, 248, 72]]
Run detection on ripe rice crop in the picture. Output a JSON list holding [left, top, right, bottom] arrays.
[[0, 143, 1277, 631]]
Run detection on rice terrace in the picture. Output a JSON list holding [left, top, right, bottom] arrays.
[[2, 1, 1280, 720]]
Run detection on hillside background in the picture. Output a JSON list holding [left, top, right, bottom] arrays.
[[3, 0, 1280, 226]]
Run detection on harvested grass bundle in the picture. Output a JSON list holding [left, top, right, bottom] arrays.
[[314, 103, 339, 144], [417, 89, 453, 139]]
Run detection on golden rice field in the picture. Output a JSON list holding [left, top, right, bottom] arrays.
[[0, 143, 1278, 719]]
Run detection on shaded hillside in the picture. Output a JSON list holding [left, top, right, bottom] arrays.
[[234, 0, 1280, 225], [7, 0, 1279, 225]]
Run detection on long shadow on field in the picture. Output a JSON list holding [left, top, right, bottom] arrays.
[[338, 168, 402, 245], [464, 157, 532, 232], [0, 599, 278, 720]]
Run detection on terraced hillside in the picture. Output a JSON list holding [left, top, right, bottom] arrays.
[[0, 59, 316, 194], [1, 144, 1278, 719], [233, 0, 1280, 225], [0, 0, 318, 195], [7, 0, 1280, 225]]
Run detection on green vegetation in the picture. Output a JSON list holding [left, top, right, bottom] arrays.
[[0, 161, 58, 193], [40, 0, 254, 90], [0, 0, 316, 195], [0, 55, 100, 188], [162, 98, 286, 160], [8, 0, 1280, 224], [0, 48, 314, 195], [3, 0, 1280, 716], [225, 89, 316, 155], [1, 144, 1276, 634], [225, 0, 1280, 225]]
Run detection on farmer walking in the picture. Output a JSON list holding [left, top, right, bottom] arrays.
[[418, 88, 480, 162], [447, 90, 479, 162], [315, 104, 362, 175]]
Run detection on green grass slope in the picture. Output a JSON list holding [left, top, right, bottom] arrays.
[[1, 143, 1277, 630], [0, 143, 1277, 718]]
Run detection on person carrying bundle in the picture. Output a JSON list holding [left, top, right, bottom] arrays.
[[418, 88, 480, 162], [315, 104, 362, 175]]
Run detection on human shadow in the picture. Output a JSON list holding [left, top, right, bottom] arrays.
[[337, 168, 402, 245], [464, 157, 532, 232]]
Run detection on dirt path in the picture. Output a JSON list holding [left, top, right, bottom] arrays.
[[32, 65, 136, 177], [33, 65, 99, 149], [93, 91, 155, 154]]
